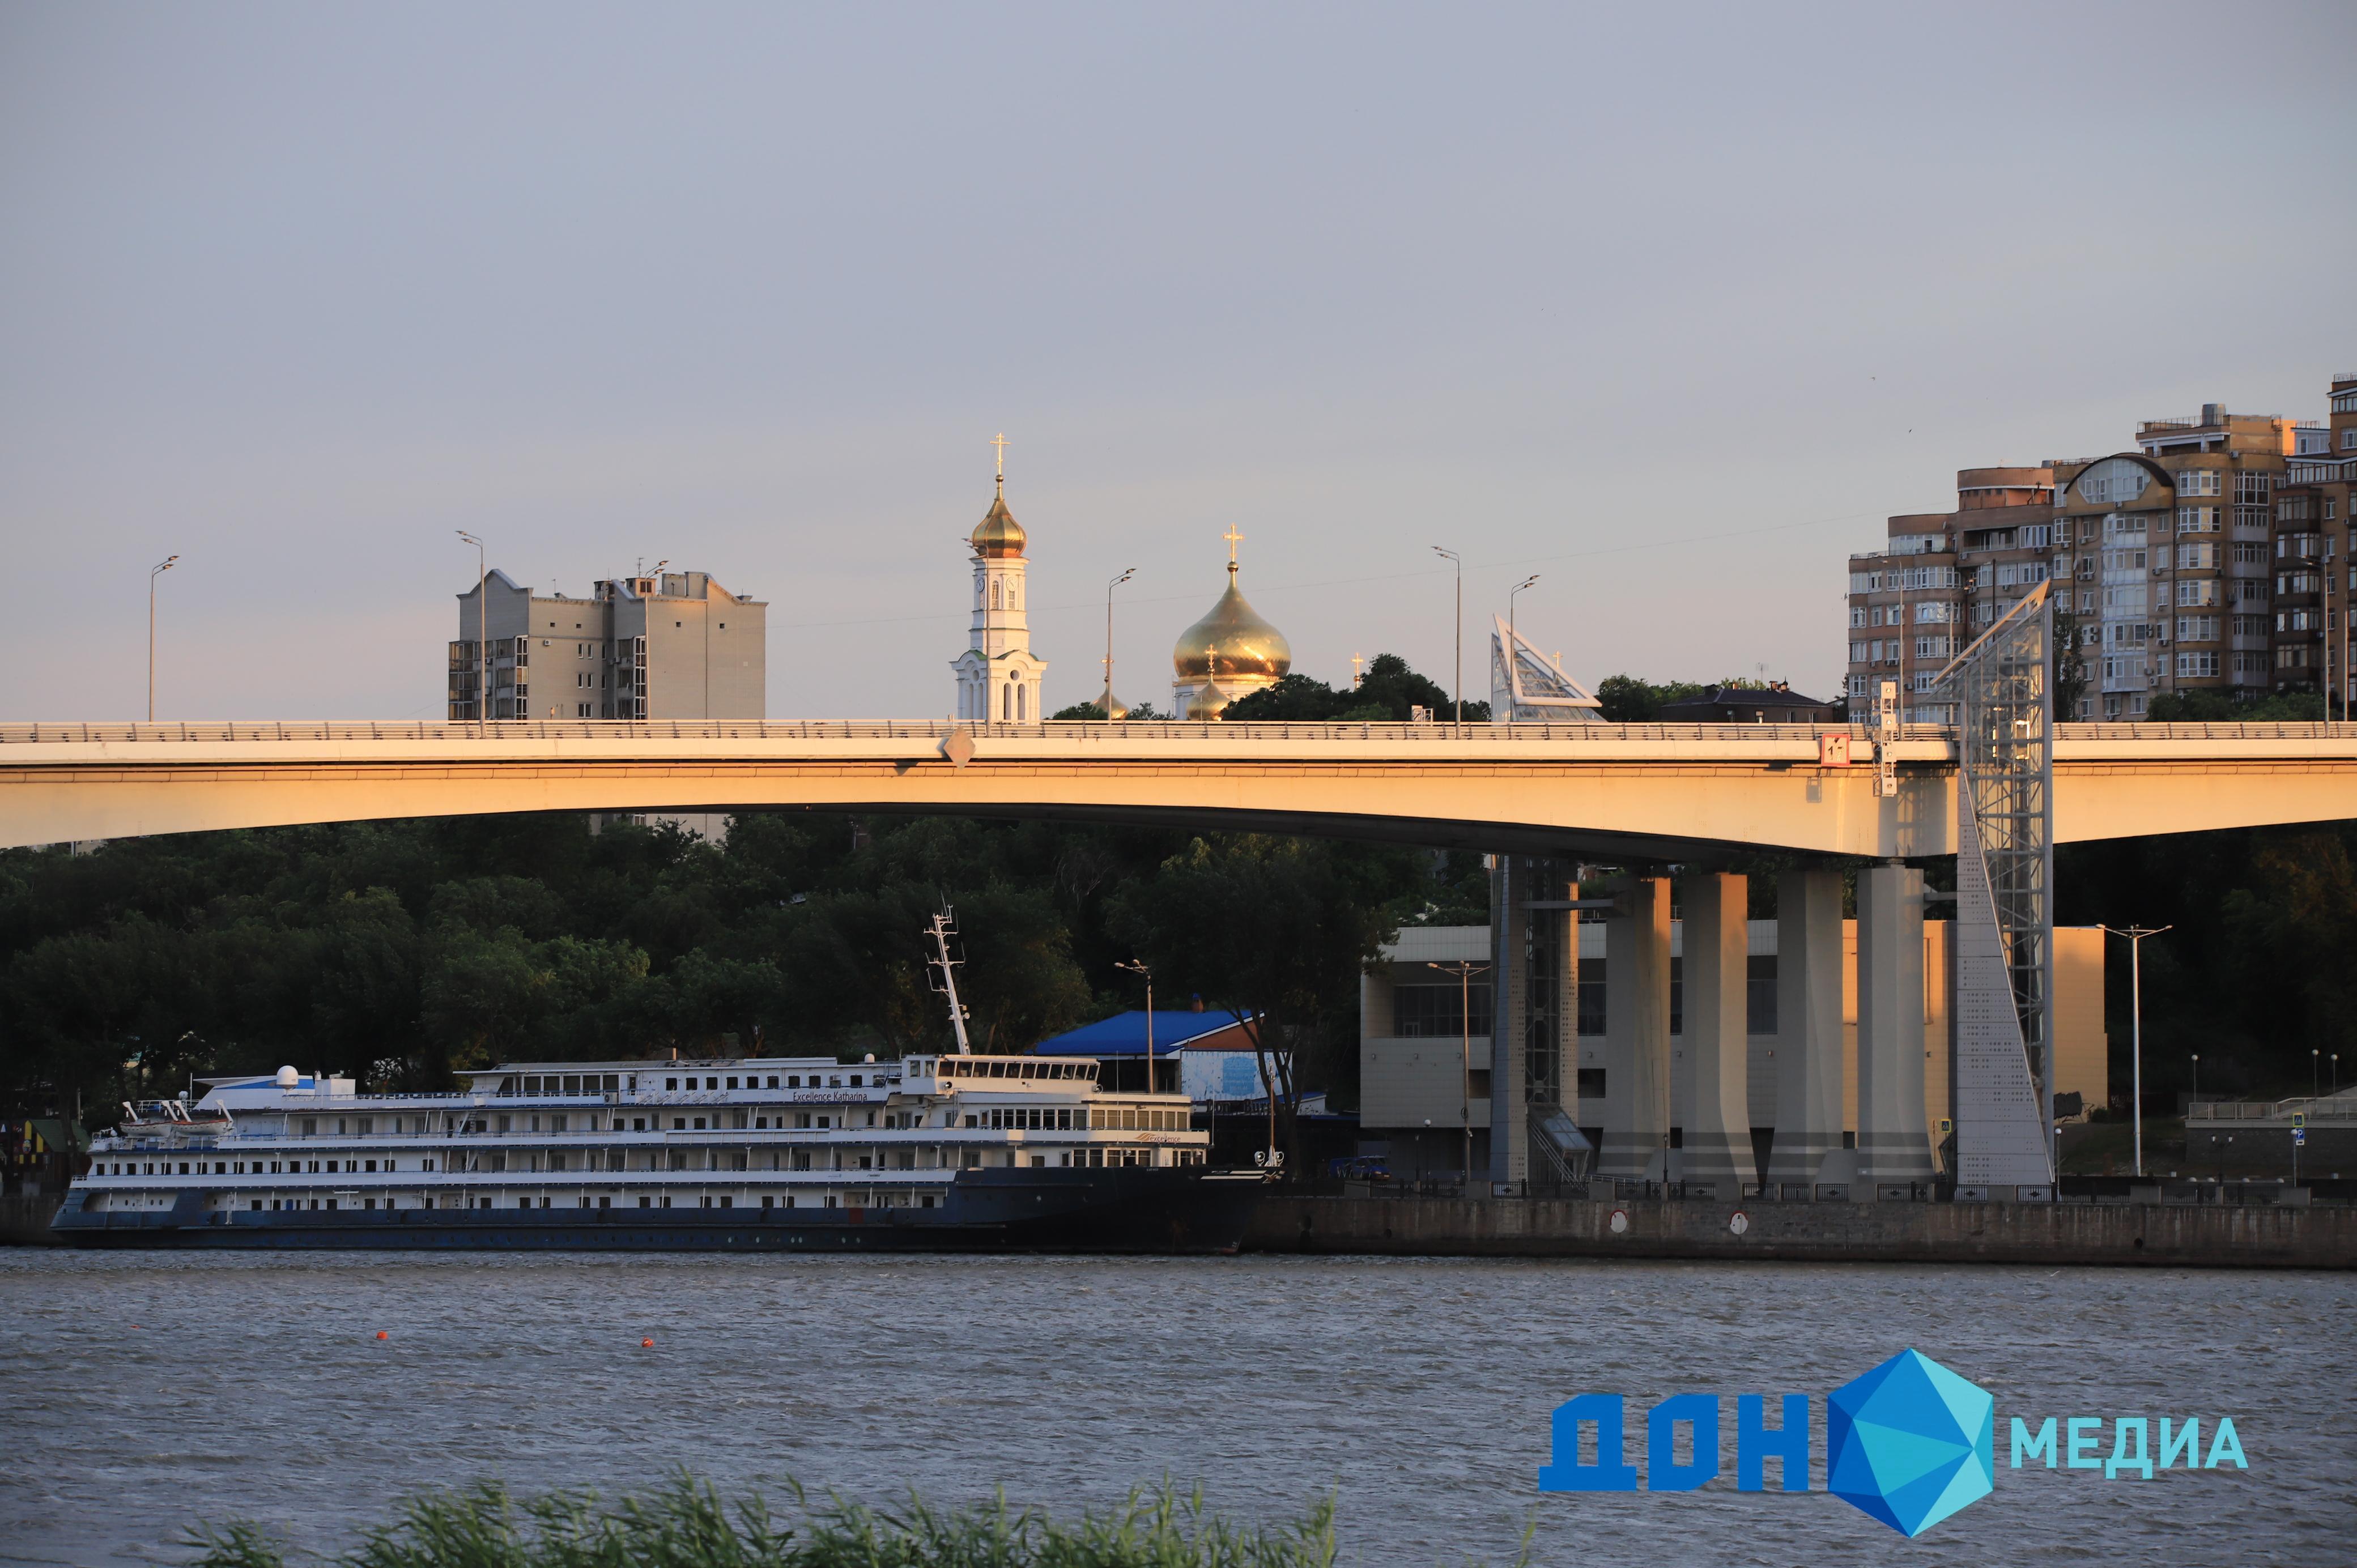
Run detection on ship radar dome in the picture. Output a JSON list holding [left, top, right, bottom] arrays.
[[275, 1066, 300, 1087]]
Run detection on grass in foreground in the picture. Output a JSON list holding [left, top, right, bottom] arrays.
[[189, 1475, 1341, 1568]]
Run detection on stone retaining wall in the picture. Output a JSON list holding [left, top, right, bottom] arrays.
[[1243, 1195, 2357, 1269]]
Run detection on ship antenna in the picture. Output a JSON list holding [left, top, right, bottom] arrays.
[[926, 907, 973, 1055]]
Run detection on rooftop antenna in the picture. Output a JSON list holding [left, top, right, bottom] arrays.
[[925, 907, 974, 1054]]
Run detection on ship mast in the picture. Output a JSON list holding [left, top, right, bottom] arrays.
[[926, 908, 973, 1055]]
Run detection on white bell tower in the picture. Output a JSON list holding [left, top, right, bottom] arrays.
[[951, 434, 1046, 723]]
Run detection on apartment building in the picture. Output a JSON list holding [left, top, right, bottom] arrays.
[[1846, 399, 2331, 721], [449, 568, 767, 721], [2269, 373, 2357, 706], [2042, 403, 2307, 717], [1843, 468, 2051, 723]]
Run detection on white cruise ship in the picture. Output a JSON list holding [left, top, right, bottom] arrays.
[[54, 1050, 1260, 1251]]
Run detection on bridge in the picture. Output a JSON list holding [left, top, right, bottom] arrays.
[[3, 717, 2354, 857]]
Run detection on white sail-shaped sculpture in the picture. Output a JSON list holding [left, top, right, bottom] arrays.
[[1488, 615, 1605, 723]]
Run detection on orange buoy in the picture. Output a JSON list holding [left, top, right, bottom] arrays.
[[376, 1331, 389, 1340], [641, 1337, 654, 1348]]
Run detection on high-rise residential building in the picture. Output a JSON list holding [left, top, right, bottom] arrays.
[[2268, 374, 2357, 706], [2046, 403, 2306, 717], [449, 569, 767, 722], [1843, 468, 2050, 723], [1845, 397, 2331, 720]]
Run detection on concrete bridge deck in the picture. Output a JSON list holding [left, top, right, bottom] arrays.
[[3, 718, 2354, 858]]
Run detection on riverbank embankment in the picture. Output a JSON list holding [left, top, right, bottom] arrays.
[[1241, 1193, 2357, 1268]]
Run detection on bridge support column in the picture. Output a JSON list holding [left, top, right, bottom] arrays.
[[1487, 856, 1575, 1189], [1856, 862, 1936, 1195], [1598, 876, 1671, 1182], [1679, 872, 1752, 1198], [1765, 867, 1844, 1193]]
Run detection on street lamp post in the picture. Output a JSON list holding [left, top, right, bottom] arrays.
[[1431, 546, 1462, 723], [456, 531, 486, 728], [1433, 960, 1490, 1183], [147, 555, 179, 722], [2190, 1053, 2199, 1105], [1508, 574, 1539, 714], [1116, 959, 1154, 1097], [1103, 568, 1134, 723], [2097, 923, 2171, 1177]]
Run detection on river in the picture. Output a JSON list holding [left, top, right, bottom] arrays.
[[1, 1250, 2347, 1565]]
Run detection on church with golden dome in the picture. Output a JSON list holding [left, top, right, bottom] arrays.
[[950, 437, 1046, 723], [1171, 526, 1291, 719]]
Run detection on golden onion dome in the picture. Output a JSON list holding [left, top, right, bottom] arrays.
[[1094, 685, 1128, 721], [1173, 564, 1291, 683], [969, 482, 1027, 559], [1187, 678, 1232, 720]]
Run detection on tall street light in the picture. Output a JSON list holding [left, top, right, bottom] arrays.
[[456, 532, 486, 728], [1431, 546, 1462, 723], [1508, 574, 1540, 715], [1103, 568, 1134, 724], [1115, 958, 1154, 1097], [147, 555, 178, 722], [1433, 960, 1488, 1182], [2097, 923, 2172, 1177]]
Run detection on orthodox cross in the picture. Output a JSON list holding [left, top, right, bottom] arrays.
[[1222, 523, 1244, 565], [1350, 652, 1365, 688], [991, 432, 1009, 482]]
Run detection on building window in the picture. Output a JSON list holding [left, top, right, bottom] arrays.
[[1391, 982, 1495, 1038], [2176, 470, 2223, 497]]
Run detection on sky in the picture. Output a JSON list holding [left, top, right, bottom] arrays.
[[3, 2, 2354, 722]]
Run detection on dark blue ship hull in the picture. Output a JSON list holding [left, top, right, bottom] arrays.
[[50, 1167, 1264, 1254]]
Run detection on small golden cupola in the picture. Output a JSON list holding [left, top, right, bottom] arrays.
[[1172, 525, 1290, 719]]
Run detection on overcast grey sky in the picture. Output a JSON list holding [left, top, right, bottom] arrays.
[[3, 2, 2352, 721]]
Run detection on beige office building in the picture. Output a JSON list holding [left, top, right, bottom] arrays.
[[450, 568, 767, 722], [1359, 918, 2105, 1185]]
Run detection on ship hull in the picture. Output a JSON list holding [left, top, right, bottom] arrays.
[[50, 1167, 1263, 1255]]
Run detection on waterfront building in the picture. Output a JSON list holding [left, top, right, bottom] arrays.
[[1171, 527, 1291, 719], [1359, 914, 2107, 1187], [2267, 373, 2357, 705], [951, 461, 1048, 724], [449, 568, 766, 722], [1034, 1010, 1281, 1103]]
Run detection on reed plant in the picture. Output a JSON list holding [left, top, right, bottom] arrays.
[[189, 1475, 1339, 1568]]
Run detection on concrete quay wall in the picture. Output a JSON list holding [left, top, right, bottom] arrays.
[[1243, 1195, 2357, 1269]]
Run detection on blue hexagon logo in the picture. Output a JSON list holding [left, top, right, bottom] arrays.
[[1827, 1349, 1995, 1537]]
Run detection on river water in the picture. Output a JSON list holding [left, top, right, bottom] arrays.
[[1, 1250, 2348, 1566]]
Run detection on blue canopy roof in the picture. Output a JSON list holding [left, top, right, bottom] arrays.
[[1035, 1009, 1258, 1058]]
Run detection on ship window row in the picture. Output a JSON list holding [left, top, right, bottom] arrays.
[[496, 1073, 627, 1095], [99, 1158, 437, 1175], [223, 1191, 952, 1213], [937, 1060, 1092, 1082], [968, 1106, 1188, 1132]]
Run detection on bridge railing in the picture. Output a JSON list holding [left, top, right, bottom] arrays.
[[1, 718, 1913, 744], [2, 719, 2351, 746]]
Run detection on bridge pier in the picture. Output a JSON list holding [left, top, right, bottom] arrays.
[[1856, 862, 1937, 1193], [1764, 867, 1845, 1193], [1487, 856, 1576, 1187], [1677, 872, 1752, 1197], [1597, 876, 1672, 1181]]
